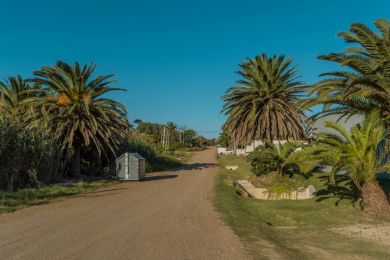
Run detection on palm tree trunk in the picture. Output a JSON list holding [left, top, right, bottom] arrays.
[[71, 143, 82, 179], [361, 181, 390, 215]]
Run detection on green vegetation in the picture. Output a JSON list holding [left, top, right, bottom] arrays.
[[249, 173, 314, 195], [214, 155, 390, 259], [133, 119, 212, 151], [248, 142, 305, 177], [303, 19, 390, 120], [302, 110, 390, 214], [0, 61, 209, 193], [0, 180, 116, 213], [222, 54, 307, 144], [30, 62, 129, 178], [0, 114, 62, 190], [220, 18, 390, 216]]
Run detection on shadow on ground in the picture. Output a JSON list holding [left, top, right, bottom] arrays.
[[168, 163, 217, 172], [143, 175, 178, 181]]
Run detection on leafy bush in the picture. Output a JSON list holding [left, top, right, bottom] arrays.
[[247, 149, 277, 176], [0, 115, 62, 190], [118, 136, 181, 172], [250, 173, 308, 195], [247, 142, 299, 176]]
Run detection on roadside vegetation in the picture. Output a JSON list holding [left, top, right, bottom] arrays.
[[0, 61, 211, 213], [0, 180, 116, 213], [215, 156, 390, 259], [216, 18, 390, 258], [219, 18, 390, 215]]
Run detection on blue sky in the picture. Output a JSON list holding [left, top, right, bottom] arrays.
[[0, 0, 389, 138]]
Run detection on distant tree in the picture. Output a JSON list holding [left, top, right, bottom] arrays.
[[136, 122, 163, 144], [183, 129, 197, 146], [133, 119, 142, 125], [217, 131, 231, 148], [166, 122, 177, 150]]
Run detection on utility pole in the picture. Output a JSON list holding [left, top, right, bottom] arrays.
[[162, 126, 166, 152]]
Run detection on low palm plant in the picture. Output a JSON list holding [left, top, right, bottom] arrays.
[[310, 111, 390, 214], [248, 142, 301, 176], [30, 61, 129, 178]]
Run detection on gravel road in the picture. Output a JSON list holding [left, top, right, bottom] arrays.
[[0, 148, 246, 260]]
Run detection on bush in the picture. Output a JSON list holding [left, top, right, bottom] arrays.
[[0, 115, 62, 191], [247, 149, 277, 176], [118, 136, 181, 172], [250, 172, 308, 195], [247, 142, 301, 177]]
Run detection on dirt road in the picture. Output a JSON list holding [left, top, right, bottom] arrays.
[[0, 148, 246, 260]]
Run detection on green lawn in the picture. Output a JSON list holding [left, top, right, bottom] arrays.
[[214, 155, 390, 259], [0, 180, 117, 214]]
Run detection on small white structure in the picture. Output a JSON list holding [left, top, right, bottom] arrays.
[[225, 165, 239, 170], [235, 149, 247, 156], [217, 147, 234, 155], [116, 153, 145, 181], [234, 140, 289, 156]]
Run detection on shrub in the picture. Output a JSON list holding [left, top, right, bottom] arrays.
[[248, 149, 276, 176], [250, 172, 308, 195], [117, 136, 181, 172], [0, 115, 62, 190]]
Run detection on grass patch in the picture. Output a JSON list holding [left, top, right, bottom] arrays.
[[149, 155, 183, 171], [214, 155, 390, 259], [0, 180, 116, 214], [162, 149, 195, 163]]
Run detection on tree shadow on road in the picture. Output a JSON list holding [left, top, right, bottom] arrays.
[[142, 174, 178, 181], [168, 163, 217, 172]]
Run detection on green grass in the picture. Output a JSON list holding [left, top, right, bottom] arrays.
[[0, 180, 116, 214], [163, 149, 195, 163], [214, 155, 390, 259]]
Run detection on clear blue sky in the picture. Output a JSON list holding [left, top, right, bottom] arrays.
[[1, 0, 388, 138]]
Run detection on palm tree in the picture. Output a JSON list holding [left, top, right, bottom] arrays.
[[222, 54, 307, 146], [311, 110, 390, 214], [0, 76, 34, 117], [217, 130, 231, 148], [30, 61, 129, 178], [303, 19, 390, 121], [133, 119, 142, 125]]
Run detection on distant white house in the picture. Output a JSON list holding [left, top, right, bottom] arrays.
[[217, 147, 233, 155], [218, 114, 364, 157], [218, 139, 300, 156]]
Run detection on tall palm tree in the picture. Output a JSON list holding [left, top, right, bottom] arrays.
[[0, 76, 33, 117], [31, 61, 129, 178], [311, 110, 390, 214], [222, 54, 307, 145], [303, 19, 390, 121]]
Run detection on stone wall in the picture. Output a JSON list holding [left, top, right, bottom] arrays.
[[235, 180, 316, 200]]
